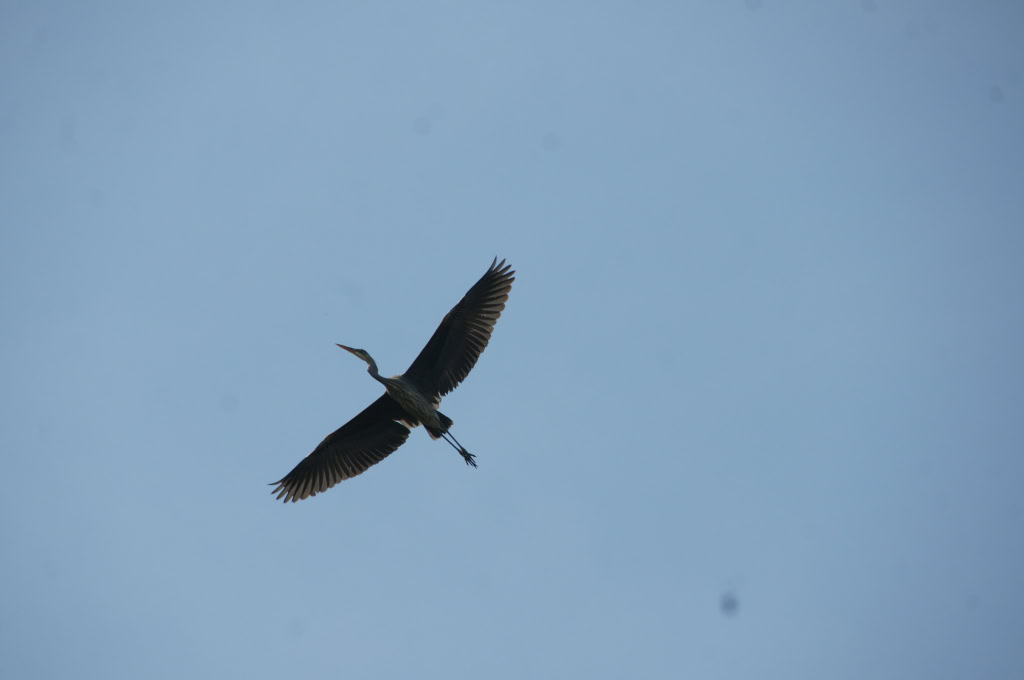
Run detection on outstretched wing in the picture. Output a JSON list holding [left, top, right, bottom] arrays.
[[270, 394, 412, 503], [404, 258, 515, 398]]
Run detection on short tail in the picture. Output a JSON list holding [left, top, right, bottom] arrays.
[[426, 412, 453, 439]]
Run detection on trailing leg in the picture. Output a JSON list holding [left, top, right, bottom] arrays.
[[442, 431, 477, 467]]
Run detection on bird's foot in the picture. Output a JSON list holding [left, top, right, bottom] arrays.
[[460, 449, 478, 468]]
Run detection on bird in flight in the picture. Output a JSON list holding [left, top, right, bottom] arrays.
[[271, 258, 515, 502]]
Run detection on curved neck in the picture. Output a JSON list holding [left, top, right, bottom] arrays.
[[364, 356, 386, 384]]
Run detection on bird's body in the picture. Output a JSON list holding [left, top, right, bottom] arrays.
[[383, 376, 441, 430], [271, 258, 514, 503], [374, 372, 445, 438]]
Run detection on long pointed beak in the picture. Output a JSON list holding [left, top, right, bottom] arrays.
[[336, 344, 356, 354]]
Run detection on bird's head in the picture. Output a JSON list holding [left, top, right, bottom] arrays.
[[336, 344, 378, 373]]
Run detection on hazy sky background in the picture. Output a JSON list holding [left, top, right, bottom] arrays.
[[2, 2, 1023, 678]]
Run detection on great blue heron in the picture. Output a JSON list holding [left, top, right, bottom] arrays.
[[271, 258, 515, 502]]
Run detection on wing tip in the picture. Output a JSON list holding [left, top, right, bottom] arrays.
[[489, 256, 515, 279]]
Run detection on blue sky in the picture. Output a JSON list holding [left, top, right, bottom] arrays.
[[2, 2, 1023, 678]]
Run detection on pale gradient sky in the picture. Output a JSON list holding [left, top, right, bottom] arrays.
[[2, 2, 1023, 679]]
